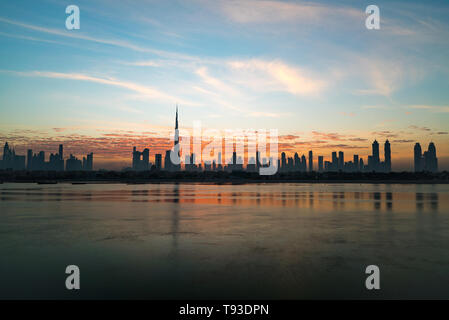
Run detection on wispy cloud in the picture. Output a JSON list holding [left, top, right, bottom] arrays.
[[229, 59, 326, 96], [408, 125, 431, 132], [195, 66, 240, 97], [0, 16, 196, 61], [0, 70, 197, 106]]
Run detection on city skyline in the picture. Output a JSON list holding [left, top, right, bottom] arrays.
[[0, 1, 449, 170], [3, 108, 440, 173], [128, 110, 440, 173], [0, 141, 93, 171], [0, 135, 440, 173]]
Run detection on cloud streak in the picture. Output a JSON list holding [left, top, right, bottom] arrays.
[[1, 70, 197, 106], [229, 59, 326, 96]]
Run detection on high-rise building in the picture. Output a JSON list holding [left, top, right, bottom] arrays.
[[280, 152, 286, 171], [318, 156, 324, 172], [338, 151, 344, 171], [301, 154, 307, 172], [27, 149, 33, 170], [294, 153, 300, 170], [256, 151, 260, 170], [372, 140, 380, 171], [414, 143, 423, 172], [172, 105, 181, 171], [287, 157, 293, 171], [132, 147, 150, 171], [308, 150, 313, 172], [66, 154, 83, 171], [331, 151, 338, 171], [2, 142, 26, 170], [384, 140, 391, 173], [59, 144, 63, 160], [85, 153, 93, 171], [353, 155, 359, 172], [164, 150, 172, 170], [424, 142, 438, 172], [155, 154, 162, 170]]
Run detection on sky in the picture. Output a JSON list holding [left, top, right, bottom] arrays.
[[0, 0, 448, 170]]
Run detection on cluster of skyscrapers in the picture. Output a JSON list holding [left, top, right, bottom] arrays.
[[414, 142, 438, 172], [131, 107, 269, 172], [130, 108, 441, 174], [0, 142, 93, 171], [1, 108, 440, 174], [279, 140, 392, 173]]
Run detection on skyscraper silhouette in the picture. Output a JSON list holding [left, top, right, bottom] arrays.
[[384, 140, 391, 173], [372, 140, 380, 171], [424, 142, 438, 172], [172, 105, 181, 171], [174, 105, 179, 148], [308, 150, 313, 172], [331, 151, 338, 171], [414, 143, 423, 172], [318, 156, 323, 172], [281, 152, 286, 170], [155, 154, 162, 170], [338, 151, 344, 171], [353, 155, 359, 172], [301, 154, 306, 172], [294, 152, 300, 170], [59, 144, 63, 161]]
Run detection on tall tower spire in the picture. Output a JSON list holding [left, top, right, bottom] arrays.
[[174, 105, 179, 148], [175, 104, 178, 130]]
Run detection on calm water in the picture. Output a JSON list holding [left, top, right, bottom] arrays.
[[0, 182, 448, 299]]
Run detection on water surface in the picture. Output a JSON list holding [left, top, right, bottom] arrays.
[[0, 183, 448, 299]]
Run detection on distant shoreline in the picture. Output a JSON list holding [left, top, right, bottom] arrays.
[[1, 179, 449, 185], [1, 170, 448, 185]]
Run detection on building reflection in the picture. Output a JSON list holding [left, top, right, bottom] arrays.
[[386, 192, 393, 211], [373, 192, 381, 211], [429, 193, 438, 212], [416, 192, 424, 211], [171, 184, 180, 252]]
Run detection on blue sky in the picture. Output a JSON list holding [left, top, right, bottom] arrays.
[[0, 0, 448, 169]]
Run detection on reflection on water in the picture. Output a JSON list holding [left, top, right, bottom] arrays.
[[1, 184, 445, 212], [0, 183, 448, 299]]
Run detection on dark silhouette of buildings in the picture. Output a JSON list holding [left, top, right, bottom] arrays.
[[353, 155, 359, 172], [372, 140, 380, 170], [338, 151, 344, 171], [160, 106, 182, 172], [364, 140, 391, 172], [66, 154, 82, 171], [132, 147, 150, 171], [385, 140, 391, 172], [274, 139, 400, 173], [66, 152, 94, 171], [83, 153, 94, 171], [2, 119, 442, 175], [1, 142, 25, 170], [318, 155, 324, 172], [0, 142, 93, 171], [27, 144, 64, 171], [415, 142, 438, 172], [414, 143, 423, 172], [308, 151, 313, 172], [155, 154, 162, 170]]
